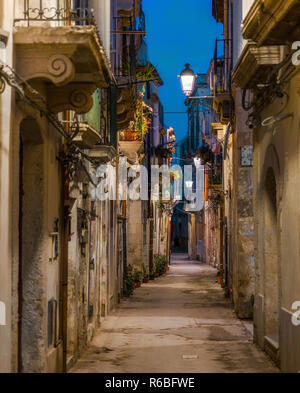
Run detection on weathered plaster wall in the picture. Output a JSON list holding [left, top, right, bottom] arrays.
[[231, 88, 255, 318], [127, 199, 143, 271], [203, 201, 221, 268], [10, 97, 63, 373], [0, 0, 14, 373], [253, 71, 300, 372]]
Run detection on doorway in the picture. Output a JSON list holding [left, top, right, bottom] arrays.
[[263, 167, 280, 350], [18, 118, 44, 372]]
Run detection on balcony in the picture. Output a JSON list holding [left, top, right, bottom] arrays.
[[119, 130, 143, 164], [208, 39, 232, 123], [72, 122, 102, 149], [89, 145, 117, 165], [242, 0, 300, 46], [232, 42, 287, 89], [14, 1, 113, 114], [116, 77, 137, 131], [212, 0, 224, 23]]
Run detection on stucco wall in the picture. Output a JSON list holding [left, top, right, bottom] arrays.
[[231, 88, 254, 318], [253, 71, 300, 372], [0, 0, 14, 373]]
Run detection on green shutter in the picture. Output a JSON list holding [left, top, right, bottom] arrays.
[[85, 89, 101, 134], [110, 83, 117, 148]]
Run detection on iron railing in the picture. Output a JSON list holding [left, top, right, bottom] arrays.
[[210, 38, 232, 95], [14, 0, 94, 26]]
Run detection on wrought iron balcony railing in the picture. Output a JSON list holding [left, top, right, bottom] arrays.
[[209, 38, 232, 96], [14, 0, 94, 26]]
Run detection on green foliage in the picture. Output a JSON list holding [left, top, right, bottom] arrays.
[[129, 92, 153, 137], [124, 265, 134, 297], [142, 264, 148, 278], [133, 268, 142, 283], [154, 255, 168, 276], [136, 62, 158, 82], [85, 89, 101, 132], [122, 61, 159, 83]]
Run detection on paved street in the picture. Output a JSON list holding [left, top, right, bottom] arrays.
[[71, 254, 278, 373]]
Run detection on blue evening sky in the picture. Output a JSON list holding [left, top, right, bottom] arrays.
[[143, 0, 223, 142]]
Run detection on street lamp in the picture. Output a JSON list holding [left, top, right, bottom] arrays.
[[179, 64, 213, 105], [179, 64, 197, 97], [194, 157, 201, 167]]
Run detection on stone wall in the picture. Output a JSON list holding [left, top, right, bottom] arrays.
[[253, 71, 300, 371], [0, 0, 14, 373], [231, 88, 255, 318]]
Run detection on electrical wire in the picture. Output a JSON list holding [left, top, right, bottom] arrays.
[[242, 88, 255, 111]]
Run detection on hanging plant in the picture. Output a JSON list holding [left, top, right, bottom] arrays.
[[122, 61, 160, 83], [129, 91, 153, 136], [136, 62, 159, 82]]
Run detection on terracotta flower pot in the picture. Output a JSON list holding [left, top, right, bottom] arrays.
[[143, 278, 149, 283]]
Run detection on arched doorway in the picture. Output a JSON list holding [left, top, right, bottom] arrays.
[[263, 166, 280, 346], [19, 118, 44, 372]]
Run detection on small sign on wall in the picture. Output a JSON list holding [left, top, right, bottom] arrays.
[[241, 145, 253, 166]]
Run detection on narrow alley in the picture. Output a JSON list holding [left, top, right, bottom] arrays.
[[71, 255, 277, 373], [1, 0, 300, 376]]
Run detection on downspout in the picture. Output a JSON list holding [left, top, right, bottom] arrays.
[[218, 0, 229, 286], [147, 120, 154, 277], [60, 108, 71, 374], [224, 0, 229, 91]]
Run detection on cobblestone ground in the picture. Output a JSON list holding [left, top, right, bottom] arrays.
[[70, 254, 278, 373]]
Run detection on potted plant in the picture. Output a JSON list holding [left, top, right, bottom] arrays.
[[133, 268, 142, 288], [124, 265, 134, 297], [217, 271, 223, 286], [142, 264, 149, 283], [154, 255, 160, 277], [154, 255, 168, 276], [162, 256, 169, 273]]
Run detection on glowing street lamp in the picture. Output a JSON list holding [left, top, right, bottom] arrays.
[[194, 157, 201, 167], [179, 64, 197, 97]]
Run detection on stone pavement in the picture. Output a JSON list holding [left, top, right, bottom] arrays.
[[70, 254, 278, 373]]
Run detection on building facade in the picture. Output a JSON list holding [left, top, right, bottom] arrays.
[[211, 0, 300, 372], [0, 0, 174, 373]]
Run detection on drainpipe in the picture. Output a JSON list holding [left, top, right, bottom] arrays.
[[147, 124, 154, 276], [224, 0, 229, 91], [61, 110, 70, 373], [217, 0, 229, 287]]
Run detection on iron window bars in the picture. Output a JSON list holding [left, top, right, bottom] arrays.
[[14, 0, 94, 26]]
